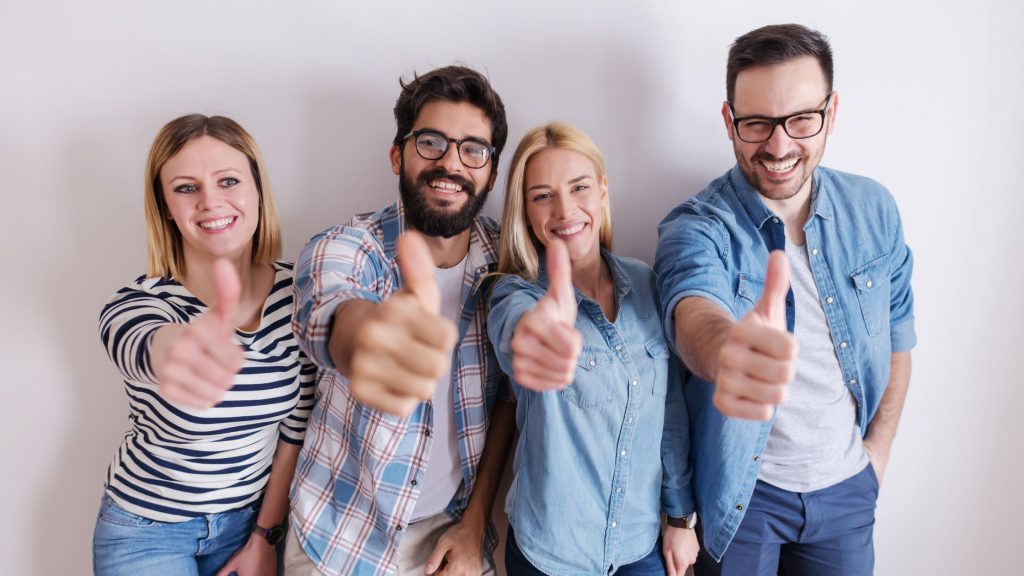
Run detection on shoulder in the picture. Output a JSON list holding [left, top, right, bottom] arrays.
[[818, 167, 896, 208]]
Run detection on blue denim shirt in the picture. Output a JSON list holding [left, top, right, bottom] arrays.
[[654, 165, 916, 561], [489, 250, 695, 575]]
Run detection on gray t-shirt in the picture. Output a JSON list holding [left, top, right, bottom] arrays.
[[757, 240, 868, 492]]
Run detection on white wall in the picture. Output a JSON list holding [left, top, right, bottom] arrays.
[[2, 1, 1021, 574]]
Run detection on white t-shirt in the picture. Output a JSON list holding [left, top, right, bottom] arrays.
[[410, 255, 468, 522]]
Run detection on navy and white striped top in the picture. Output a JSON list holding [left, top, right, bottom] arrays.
[[99, 261, 316, 522]]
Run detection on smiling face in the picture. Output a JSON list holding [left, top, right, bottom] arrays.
[[724, 56, 837, 203], [523, 148, 608, 271], [390, 100, 497, 238], [160, 135, 260, 266]]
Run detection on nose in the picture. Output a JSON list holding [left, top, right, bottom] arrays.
[[196, 183, 223, 211], [435, 142, 464, 173], [762, 123, 795, 158], [554, 192, 574, 220]]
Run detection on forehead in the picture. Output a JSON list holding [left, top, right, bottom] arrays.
[[412, 100, 492, 141], [162, 135, 248, 177], [732, 56, 829, 117], [525, 148, 598, 184]]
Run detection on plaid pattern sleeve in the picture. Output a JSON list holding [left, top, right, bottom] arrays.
[[289, 202, 503, 576]]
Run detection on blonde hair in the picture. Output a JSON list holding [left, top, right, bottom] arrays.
[[143, 114, 281, 279], [497, 121, 612, 281]]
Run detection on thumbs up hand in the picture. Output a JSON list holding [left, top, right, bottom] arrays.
[[510, 240, 583, 391], [713, 250, 800, 421], [348, 231, 458, 417], [154, 259, 244, 409]]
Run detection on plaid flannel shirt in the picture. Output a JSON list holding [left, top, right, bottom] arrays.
[[290, 200, 506, 576]]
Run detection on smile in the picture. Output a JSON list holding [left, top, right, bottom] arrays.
[[198, 216, 236, 230], [552, 223, 586, 237], [762, 158, 799, 174], [429, 179, 464, 194]]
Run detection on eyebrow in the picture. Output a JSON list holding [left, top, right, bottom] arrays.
[[417, 126, 491, 143], [526, 174, 593, 192], [167, 168, 242, 184]]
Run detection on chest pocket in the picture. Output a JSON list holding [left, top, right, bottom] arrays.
[[561, 345, 615, 409], [850, 255, 890, 335], [645, 338, 671, 398], [734, 273, 765, 312]]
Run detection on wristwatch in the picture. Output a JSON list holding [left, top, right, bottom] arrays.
[[667, 512, 698, 530], [252, 523, 285, 545]]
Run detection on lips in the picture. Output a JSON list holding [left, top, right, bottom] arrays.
[[551, 222, 587, 238], [417, 169, 475, 199], [197, 216, 237, 231]]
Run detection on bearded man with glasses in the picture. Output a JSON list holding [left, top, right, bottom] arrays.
[[655, 24, 916, 576], [287, 65, 513, 576]]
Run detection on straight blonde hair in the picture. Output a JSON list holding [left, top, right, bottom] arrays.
[[497, 121, 612, 281], [143, 114, 281, 279]]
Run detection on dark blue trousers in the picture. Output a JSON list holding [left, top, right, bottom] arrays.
[[694, 463, 879, 576], [506, 525, 666, 575]]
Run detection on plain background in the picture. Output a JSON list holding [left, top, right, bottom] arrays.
[[2, 1, 1022, 574]]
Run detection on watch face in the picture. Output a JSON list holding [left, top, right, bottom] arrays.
[[265, 525, 285, 545]]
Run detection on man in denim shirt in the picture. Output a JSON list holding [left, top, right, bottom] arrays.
[[655, 24, 915, 576]]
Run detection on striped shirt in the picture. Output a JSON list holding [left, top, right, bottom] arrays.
[[99, 261, 316, 522], [290, 201, 507, 576]]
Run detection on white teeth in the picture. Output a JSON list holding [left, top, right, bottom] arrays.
[[763, 158, 798, 173], [553, 223, 585, 236], [199, 217, 235, 230], [429, 180, 463, 192]]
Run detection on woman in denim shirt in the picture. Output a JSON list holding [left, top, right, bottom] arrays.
[[487, 122, 699, 576]]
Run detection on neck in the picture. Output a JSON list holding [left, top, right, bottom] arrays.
[[761, 178, 813, 245], [180, 247, 255, 313], [421, 228, 471, 269], [570, 248, 610, 301]]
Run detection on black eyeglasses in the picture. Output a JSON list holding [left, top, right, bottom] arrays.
[[402, 129, 495, 169], [729, 93, 834, 143]]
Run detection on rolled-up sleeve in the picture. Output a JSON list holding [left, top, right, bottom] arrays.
[[654, 205, 734, 353], [292, 225, 389, 371], [486, 274, 543, 379], [886, 201, 916, 352]]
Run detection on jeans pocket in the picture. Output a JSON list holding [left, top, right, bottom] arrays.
[[98, 494, 159, 528]]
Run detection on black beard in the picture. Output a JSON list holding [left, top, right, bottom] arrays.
[[399, 162, 490, 238]]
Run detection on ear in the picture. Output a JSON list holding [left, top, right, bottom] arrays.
[[389, 144, 402, 175], [721, 101, 735, 141], [600, 175, 609, 208], [825, 91, 839, 136]]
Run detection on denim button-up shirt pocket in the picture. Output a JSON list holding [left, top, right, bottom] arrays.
[[734, 273, 764, 314], [849, 254, 890, 336], [645, 338, 671, 397], [562, 345, 615, 409]]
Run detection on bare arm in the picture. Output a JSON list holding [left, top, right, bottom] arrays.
[[863, 351, 912, 485], [672, 296, 736, 382]]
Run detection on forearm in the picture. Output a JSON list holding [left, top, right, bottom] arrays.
[[460, 399, 516, 532], [673, 297, 735, 382], [254, 439, 300, 528], [864, 351, 912, 449], [327, 299, 378, 376]]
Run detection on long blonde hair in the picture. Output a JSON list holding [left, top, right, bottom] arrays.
[[497, 121, 612, 281], [143, 114, 281, 279]]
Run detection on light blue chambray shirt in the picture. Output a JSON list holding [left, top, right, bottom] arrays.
[[489, 249, 694, 575], [654, 165, 916, 562]]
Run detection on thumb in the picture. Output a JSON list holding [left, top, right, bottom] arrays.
[[423, 540, 448, 574], [754, 250, 790, 328], [397, 230, 440, 314], [544, 239, 576, 325], [211, 259, 241, 327]]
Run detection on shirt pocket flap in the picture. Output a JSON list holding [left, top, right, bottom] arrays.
[[644, 339, 671, 359], [735, 273, 765, 306], [850, 256, 889, 292], [577, 345, 615, 371]]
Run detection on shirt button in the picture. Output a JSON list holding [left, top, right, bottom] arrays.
[[589, 360, 596, 367], [866, 280, 874, 288], [627, 417, 633, 423], [620, 450, 626, 456], [611, 521, 617, 528], [736, 504, 744, 511], [826, 296, 834, 304], [396, 524, 403, 531], [616, 487, 622, 494], [425, 429, 432, 437], [630, 380, 637, 386], [849, 378, 857, 385], [411, 480, 418, 486], [772, 217, 780, 224], [615, 345, 622, 351], [839, 341, 847, 349], [753, 455, 760, 462], [811, 248, 819, 255]]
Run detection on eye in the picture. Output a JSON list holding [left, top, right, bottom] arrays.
[[417, 133, 448, 152], [740, 119, 772, 130], [788, 114, 816, 125], [173, 183, 198, 194], [219, 177, 240, 188], [460, 141, 489, 159], [571, 184, 590, 193], [530, 191, 551, 202]]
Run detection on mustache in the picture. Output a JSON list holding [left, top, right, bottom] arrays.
[[751, 152, 804, 163], [416, 168, 476, 195]]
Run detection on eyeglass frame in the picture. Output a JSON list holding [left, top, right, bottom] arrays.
[[401, 129, 496, 169], [728, 92, 835, 144]]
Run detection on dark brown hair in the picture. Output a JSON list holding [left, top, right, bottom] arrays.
[[392, 65, 508, 168], [727, 24, 834, 103]]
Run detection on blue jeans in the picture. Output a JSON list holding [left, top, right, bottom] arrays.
[[694, 463, 879, 576], [93, 493, 258, 576], [506, 525, 666, 575]]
